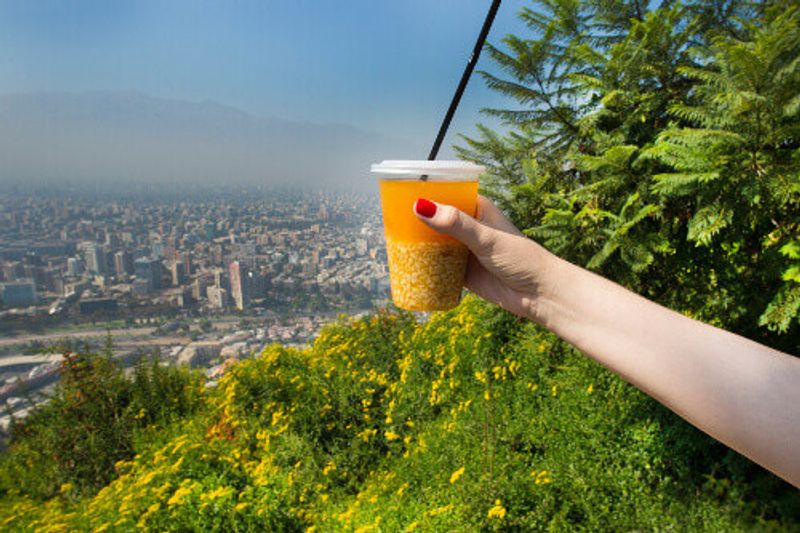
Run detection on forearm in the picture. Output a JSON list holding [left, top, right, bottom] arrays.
[[531, 253, 800, 487], [414, 198, 799, 484]]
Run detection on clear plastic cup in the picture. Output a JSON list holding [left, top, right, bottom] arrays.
[[372, 160, 484, 311]]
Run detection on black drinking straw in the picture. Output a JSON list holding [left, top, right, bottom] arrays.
[[427, 0, 502, 162]]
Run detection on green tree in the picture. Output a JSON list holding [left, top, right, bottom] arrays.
[[643, 5, 800, 334], [458, 0, 800, 350]]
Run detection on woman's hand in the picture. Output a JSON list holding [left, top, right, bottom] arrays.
[[413, 195, 559, 323]]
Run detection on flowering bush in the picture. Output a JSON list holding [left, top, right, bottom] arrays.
[[0, 296, 797, 531]]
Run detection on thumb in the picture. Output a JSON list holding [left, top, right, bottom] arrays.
[[413, 198, 496, 256]]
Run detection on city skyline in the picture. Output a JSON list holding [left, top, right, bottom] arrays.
[[0, 188, 388, 320]]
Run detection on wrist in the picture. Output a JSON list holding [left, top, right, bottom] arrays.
[[524, 246, 575, 327]]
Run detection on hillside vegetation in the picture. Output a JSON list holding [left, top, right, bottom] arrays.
[[0, 298, 797, 531]]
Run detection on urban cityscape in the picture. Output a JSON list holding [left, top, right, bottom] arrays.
[[0, 186, 392, 438]]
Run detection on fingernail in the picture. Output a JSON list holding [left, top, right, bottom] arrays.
[[415, 198, 437, 218]]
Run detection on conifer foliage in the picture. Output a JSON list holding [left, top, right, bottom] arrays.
[[458, 0, 800, 347]]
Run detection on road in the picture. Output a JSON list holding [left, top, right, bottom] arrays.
[[0, 327, 158, 348], [0, 336, 191, 370]]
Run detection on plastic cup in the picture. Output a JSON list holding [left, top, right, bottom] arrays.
[[372, 160, 484, 311]]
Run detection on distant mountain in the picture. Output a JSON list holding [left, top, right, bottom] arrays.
[[0, 92, 419, 189]]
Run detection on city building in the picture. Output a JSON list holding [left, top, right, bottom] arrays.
[[0, 280, 37, 308], [213, 268, 228, 291], [229, 261, 250, 310], [171, 261, 187, 286], [177, 341, 222, 368], [133, 257, 162, 295], [207, 285, 230, 309], [84, 244, 107, 274], [114, 250, 134, 277], [180, 251, 193, 277], [78, 298, 119, 315], [67, 257, 84, 277]]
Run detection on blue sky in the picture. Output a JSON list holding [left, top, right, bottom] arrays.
[[0, 0, 531, 157]]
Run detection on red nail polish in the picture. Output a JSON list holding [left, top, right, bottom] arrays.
[[415, 198, 437, 218]]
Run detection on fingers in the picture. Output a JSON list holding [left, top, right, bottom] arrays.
[[413, 198, 497, 256], [476, 196, 524, 236], [412, 196, 524, 255]]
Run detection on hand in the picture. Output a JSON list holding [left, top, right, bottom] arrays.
[[413, 196, 558, 322]]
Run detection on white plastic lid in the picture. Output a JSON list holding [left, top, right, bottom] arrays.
[[371, 160, 485, 180]]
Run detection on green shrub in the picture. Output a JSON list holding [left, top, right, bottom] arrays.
[[0, 350, 202, 500]]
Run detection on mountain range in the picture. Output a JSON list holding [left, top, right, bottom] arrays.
[[0, 92, 419, 189]]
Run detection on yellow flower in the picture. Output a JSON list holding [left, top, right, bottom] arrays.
[[172, 436, 189, 454], [449, 467, 465, 484], [474, 370, 487, 383], [551, 385, 558, 397], [487, 500, 506, 519], [587, 384, 594, 394], [138, 471, 157, 487], [356, 428, 377, 443], [426, 504, 453, 517], [171, 456, 185, 473], [337, 508, 354, 523], [235, 502, 250, 512], [483, 390, 491, 401], [59, 482, 74, 494], [323, 462, 336, 475], [202, 486, 234, 501], [354, 517, 381, 533], [167, 485, 193, 506], [535, 470, 553, 485], [385, 430, 400, 441], [492, 365, 505, 380]]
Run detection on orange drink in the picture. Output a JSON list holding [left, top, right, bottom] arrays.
[[372, 161, 483, 311]]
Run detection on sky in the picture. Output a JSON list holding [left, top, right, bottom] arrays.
[[0, 0, 533, 187]]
